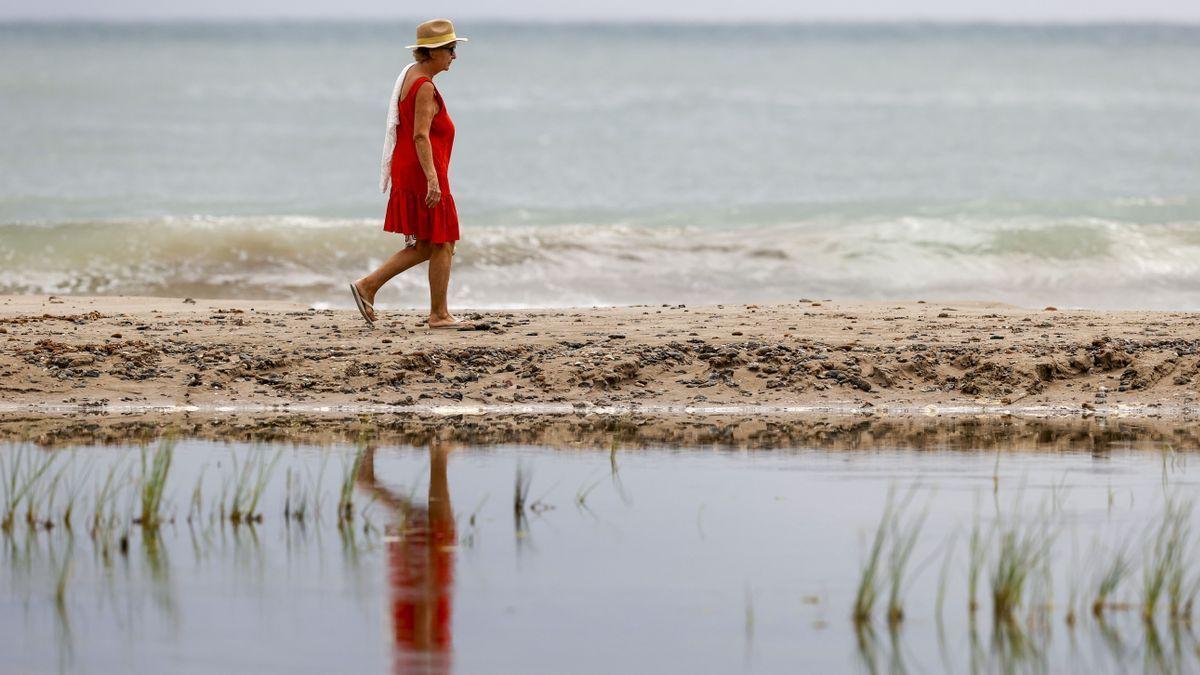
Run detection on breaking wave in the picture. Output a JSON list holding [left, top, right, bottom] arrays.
[[3, 214, 1200, 310]]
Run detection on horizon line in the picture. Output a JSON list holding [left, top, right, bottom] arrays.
[[2, 16, 1200, 27]]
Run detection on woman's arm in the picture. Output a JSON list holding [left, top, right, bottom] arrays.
[[412, 83, 442, 208]]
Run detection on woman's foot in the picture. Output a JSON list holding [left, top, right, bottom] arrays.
[[351, 280, 376, 323], [428, 312, 459, 329]]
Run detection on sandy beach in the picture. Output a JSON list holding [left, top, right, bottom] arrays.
[[2, 294, 1198, 418]]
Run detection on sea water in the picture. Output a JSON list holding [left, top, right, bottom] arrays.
[[2, 22, 1199, 309]]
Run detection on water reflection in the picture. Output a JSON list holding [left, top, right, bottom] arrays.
[[359, 444, 456, 674], [6, 436, 1200, 673]]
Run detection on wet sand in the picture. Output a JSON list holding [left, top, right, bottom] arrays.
[[3, 409, 1199, 452], [1, 294, 1199, 418]]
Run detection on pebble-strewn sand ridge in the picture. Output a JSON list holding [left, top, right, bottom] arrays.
[[2, 295, 1198, 416]]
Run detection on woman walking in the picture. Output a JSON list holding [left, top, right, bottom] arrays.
[[351, 19, 466, 329]]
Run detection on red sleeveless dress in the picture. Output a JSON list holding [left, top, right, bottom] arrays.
[[383, 77, 460, 244]]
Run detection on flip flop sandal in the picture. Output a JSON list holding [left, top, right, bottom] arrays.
[[428, 320, 463, 330], [348, 283, 375, 328]]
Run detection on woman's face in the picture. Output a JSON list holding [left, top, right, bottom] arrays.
[[429, 43, 457, 72]]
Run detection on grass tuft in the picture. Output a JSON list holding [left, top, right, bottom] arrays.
[[1, 448, 56, 532], [885, 495, 928, 626], [338, 448, 364, 523], [227, 449, 282, 524], [514, 461, 532, 517], [853, 488, 895, 624], [138, 441, 174, 530], [967, 509, 988, 613], [990, 511, 1054, 621], [1142, 497, 1192, 622]]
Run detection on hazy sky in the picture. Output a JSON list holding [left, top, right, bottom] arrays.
[[4, 0, 1200, 22]]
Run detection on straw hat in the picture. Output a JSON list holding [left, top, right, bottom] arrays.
[[405, 19, 469, 49]]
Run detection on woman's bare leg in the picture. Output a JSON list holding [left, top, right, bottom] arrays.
[[354, 242, 432, 322], [427, 243, 456, 327]]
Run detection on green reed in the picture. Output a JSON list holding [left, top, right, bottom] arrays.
[[54, 540, 73, 611], [41, 463, 64, 529], [1, 448, 56, 532], [967, 511, 988, 613], [227, 449, 281, 524], [935, 533, 957, 628], [187, 466, 206, 524], [1166, 560, 1199, 622], [311, 456, 329, 522], [90, 459, 125, 536], [990, 514, 1054, 621], [886, 497, 928, 626], [1142, 498, 1192, 622], [853, 489, 893, 624], [1064, 534, 1084, 628], [575, 478, 602, 509], [337, 448, 363, 523], [59, 459, 88, 531], [138, 441, 174, 530], [514, 461, 532, 517], [284, 467, 308, 522]]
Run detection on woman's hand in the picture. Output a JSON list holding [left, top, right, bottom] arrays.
[[425, 178, 442, 208]]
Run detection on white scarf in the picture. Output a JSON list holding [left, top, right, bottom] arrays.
[[379, 62, 417, 193]]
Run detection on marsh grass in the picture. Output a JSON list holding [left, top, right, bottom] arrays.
[[1169, 564, 1200, 623], [1049, 473, 1070, 515], [1, 448, 56, 531], [990, 510, 1054, 621], [1142, 497, 1193, 622], [967, 512, 988, 614], [54, 539, 73, 613], [512, 461, 534, 542], [89, 458, 125, 534], [935, 533, 957, 628], [357, 495, 379, 536], [308, 457, 330, 524], [337, 448, 363, 523], [885, 497, 929, 626], [854, 487, 928, 626], [137, 442, 174, 530], [853, 620, 880, 674], [1159, 444, 1184, 490], [89, 466, 127, 563], [1065, 533, 1084, 628], [187, 466, 205, 524], [59, 459, 88, 531], [992, 451, 1001, 495], [459, 495, 489, 548], [575, 477, 602, 510], [227, 449, 282, 525], [852, 495, 890, 624], [284, 467, 308, 523], [990, 606, 1049, 673], [40, 463, 64, 529], [514, 461, 532, 517]]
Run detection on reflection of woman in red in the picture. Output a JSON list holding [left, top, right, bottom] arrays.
[[359, 445, 456, 674]]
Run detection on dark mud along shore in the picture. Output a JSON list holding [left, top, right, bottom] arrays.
[[1, 411, 1198, 454]]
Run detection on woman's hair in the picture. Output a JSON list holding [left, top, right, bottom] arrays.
[[412, 47, 432, 62]]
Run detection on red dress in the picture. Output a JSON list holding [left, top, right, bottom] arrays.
[[383, 77, 460, 244]]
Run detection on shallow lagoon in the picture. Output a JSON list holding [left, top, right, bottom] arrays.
[[2, 434, 1199, 674]]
